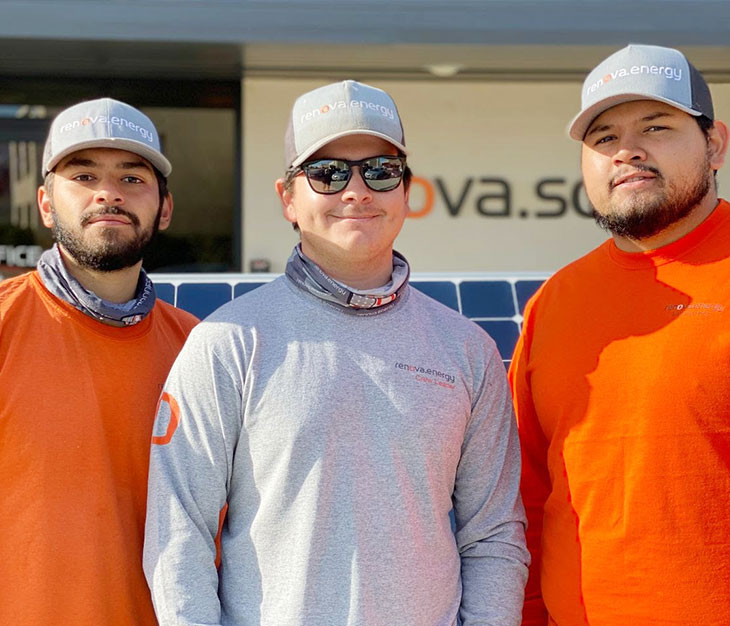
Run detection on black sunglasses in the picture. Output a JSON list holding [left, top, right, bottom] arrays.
[[293, 155, 406, 194]]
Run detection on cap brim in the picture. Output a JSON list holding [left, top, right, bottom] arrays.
[[44, 138, 172, 177], [568, 93, 702, 141], [290, 129, 408, 168]]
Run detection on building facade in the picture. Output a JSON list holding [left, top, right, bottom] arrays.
[[2, 0, 729, 277]]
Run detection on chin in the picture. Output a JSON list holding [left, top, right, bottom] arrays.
[[342, 233, 385, 252]]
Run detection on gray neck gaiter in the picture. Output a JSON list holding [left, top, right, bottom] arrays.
[[37, 244, 156, 326], [285, 244, 409, 316]]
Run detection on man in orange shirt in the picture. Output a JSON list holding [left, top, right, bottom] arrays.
[[510, 44, 730, 625], [0, 98, 197, 625]]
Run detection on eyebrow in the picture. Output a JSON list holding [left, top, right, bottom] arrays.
[[60, 156, 153, 171], [585, 111, 675, 138]]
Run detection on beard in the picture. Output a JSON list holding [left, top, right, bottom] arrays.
[[591, 157, 714, 241], [51, 203, 162, 272]]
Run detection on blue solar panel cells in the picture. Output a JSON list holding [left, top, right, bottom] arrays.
[[154, 282, 175, 306], [411, 281, 459, 311], [515, 280, 545, 314], [234, 282, 266, 298], [459, 281, 514, 318], [176, 283, 233, 319], [474, 320, 520, 361]]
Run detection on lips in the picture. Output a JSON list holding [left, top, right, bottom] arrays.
[[81, 206, 140, 227], [611, 168, 660, 190], [86, 215, 131, 226]]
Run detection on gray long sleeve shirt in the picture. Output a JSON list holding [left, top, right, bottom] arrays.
[[144, 275, 528, 626]]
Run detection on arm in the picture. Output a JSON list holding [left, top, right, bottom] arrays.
[[508, 294, 551, 626], [455, 341, 530, 626], [143, 323, 243, 626]]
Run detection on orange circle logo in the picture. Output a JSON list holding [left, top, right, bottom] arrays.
[[407, 176, 434, 219], [81, 117, 91, 125], [320, 105, 330, 113]]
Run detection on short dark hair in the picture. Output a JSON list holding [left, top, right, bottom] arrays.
[[152, 167, 169, 208], [694, 115, 720, 188], [695, 114, 714, 138]]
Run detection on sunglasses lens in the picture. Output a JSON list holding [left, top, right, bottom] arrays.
[[303, 160, 350, 194], [362, 157, 404, 191], [300, 156, 405, 194]]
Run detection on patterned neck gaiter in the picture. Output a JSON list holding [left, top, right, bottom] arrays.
[[37, 244, 156, 326], [285, 244, 410, 316]]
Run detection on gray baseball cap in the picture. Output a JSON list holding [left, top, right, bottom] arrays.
[[284, 80, 407, 169], [569, 44, 713, 141], [42, 97, 172, 176]]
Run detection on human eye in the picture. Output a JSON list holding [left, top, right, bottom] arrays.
[[72, 173, 95, 182], [593, 134, 615, 146], [122, 175, 144, 184], [645, 125, 669, 133]]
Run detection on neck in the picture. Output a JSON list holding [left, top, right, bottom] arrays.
[[57, 245, 142, 303], [301, 245, 394, 290], [612, 194, 720, 253]]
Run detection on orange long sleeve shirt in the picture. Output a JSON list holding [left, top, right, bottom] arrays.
[[510, 200, 730, 626], [0, 271, 197, 625]]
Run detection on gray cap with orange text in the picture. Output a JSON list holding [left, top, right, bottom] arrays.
[[42, 97, 172, 176], [284, 80, 407, 169], [569, 44, 713, 141]]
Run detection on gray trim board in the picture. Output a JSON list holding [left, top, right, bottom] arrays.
[[1, 1, 729, 46]]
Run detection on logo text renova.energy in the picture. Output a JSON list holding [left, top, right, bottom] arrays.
[[59, 115, 155, 143], [586, 64, 683, 96]]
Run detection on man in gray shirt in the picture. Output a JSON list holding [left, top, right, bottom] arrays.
[[144, 80, 528, 626]]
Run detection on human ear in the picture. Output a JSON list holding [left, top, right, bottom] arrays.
[[158, 192, 174, 231], [37, 185, 55, 229], [275, 178, 297, 225], [707, 120, 729, 171]]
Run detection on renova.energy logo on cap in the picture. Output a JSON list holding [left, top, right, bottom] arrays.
[[59, 113, 156, 144], [586, 64, 683, 96], [299, 98, 396, 124]]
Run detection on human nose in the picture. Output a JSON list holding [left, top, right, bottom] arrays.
[[93, 178, 125, 205], [612, 135, 647, 165], [341, 167, 373, 204]]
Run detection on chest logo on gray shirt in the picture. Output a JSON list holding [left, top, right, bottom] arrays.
[[394, 361, 456, 390]]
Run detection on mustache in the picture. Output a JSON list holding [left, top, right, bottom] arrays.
[[609, 164, 663, 191], [80, 206, 140, 227]]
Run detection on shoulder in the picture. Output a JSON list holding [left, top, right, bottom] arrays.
[[408, 285, 490, 337], [202, 276, 289, 324], [404, 286, 507, 399], [152, 298, 200, 335], [0, 272, 39, 317], [0, 271, 35, 296], [176, 278, 287, 349], [405, 285, 499, 359], [551, 240, 610, 282], [529, 240, 611, 307], [517, 242, 612, 349]]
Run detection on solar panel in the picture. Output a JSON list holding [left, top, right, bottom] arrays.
[[176, 283, 233, 320], [154, 282, 176, 306], [411, 281, 459, 312], [150, 273, 549, 363], [460, 280, 514, 318]]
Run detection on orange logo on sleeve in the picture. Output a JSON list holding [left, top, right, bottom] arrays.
[[215, 502, 229, 569], [151, 391, 181, 445]]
